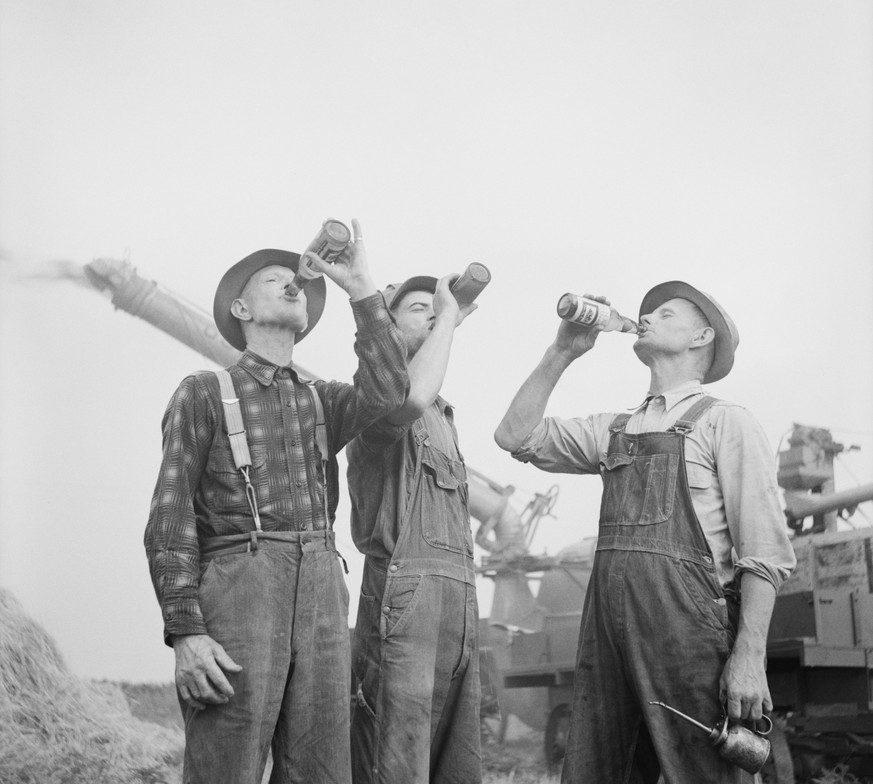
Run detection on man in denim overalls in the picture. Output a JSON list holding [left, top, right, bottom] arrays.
[[346, 273, 481, 784], [495, 281, 795, 783]]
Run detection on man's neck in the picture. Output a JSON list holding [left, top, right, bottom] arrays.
[[243, 330, 296, 367], [647, 357, 703, 395]]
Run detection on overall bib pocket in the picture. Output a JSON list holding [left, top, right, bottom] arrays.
[[419, 451, 473, 555], [600, 450, 679, 526]]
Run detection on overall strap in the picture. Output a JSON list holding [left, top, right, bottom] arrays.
[[412, 416, 429, 446], [608, 412, 633, 433], [216, 370, 262, 536], [668, 395, 720, 434]]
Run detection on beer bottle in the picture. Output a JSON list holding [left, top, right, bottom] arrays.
[[557, 293, 640, 334], [450, 263, 491, 307], [286, 219, 352, 295]]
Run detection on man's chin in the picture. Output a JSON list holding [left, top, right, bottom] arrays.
[[632, 341, 649, 361]]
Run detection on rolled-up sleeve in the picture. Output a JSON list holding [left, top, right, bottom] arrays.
[[511, 413, 616, 475], [713, 405, 796, 590]]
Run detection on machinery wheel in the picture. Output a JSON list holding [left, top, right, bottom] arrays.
[[545, 703, 571, 774]]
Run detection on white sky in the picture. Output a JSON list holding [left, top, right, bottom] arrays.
[[1, 1, 871, 683]]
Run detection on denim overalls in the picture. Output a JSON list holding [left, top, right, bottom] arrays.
[[351, 404, 482, 784], [562, 396, 749, 784]]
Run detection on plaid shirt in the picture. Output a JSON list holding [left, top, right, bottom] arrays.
[[145, 293, 408, 643]]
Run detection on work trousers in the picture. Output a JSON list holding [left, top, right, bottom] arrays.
[[351, 560, 482, 784], [179, 531, 351, 784]]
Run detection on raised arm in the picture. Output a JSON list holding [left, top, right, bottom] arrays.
[[387, 274, 476, 425], [311, 219, 410, 448], [494, 319, 601, 453]]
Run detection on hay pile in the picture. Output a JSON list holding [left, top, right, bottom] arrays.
[[0, 587, 184, 784]]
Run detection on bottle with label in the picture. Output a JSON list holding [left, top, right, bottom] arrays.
[[286, 219, 352, 294], [450, 263, 491, 306], [556, 293, 640, 334]]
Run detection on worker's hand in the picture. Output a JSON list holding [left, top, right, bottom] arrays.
[[433, 273, 477, 327], [552, 292, 609, 358], [173, 633, 243, 711], [719, 647, 772, 722], [553, 319, 599, 358], [305, 218, 377, 301]]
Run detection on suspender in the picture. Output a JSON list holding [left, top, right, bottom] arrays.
[[215, 369, 330, 532], [217, 370, 262, 532]]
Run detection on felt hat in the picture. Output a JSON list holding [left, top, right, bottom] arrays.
[[382, 275, 438, 311], [639, 280, 739, 384], [213, 249, 326, 351]]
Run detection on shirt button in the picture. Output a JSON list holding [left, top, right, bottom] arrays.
[[704, 556, 713, 563], [300, 524, 308, 531], [383, 606, 390, 614], [389, 564, 398, 572]]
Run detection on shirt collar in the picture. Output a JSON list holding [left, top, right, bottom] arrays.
[[434, 395, 453, 415], [633, 379, 704, 414], [238, 349, 301, 386]]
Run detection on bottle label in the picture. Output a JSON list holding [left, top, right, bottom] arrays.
[[565, 297, 609, 328]]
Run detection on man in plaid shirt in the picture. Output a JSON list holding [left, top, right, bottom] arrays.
[[144, 219, 409, 784]]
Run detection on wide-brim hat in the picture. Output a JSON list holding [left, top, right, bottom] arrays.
[[382, 275, 438, 311], [639, 280, 739, 384], [213, 249, 326, 351]]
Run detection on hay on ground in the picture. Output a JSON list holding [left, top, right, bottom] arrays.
[[0, 587, 183, 784]]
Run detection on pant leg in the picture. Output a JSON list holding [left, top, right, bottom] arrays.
[[352, 574, 481, 784], [351, 572, 382, 784], [562, 554, 656, 784], [429, 581, 482, 784], [271, 542, 352, 784], [181, 548, 299, 784], [622, 552, 751, 784]]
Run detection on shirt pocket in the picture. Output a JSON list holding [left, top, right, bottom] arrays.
[[686, 461, 713, 490], [600, 451, 679, 526], [204, 443, 267, 515], [418, 450, 474, 556]]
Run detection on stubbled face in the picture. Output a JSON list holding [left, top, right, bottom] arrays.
[[235, 265, 308, 334], [391, 289, 435, 358], [633, 297, 710, 364]]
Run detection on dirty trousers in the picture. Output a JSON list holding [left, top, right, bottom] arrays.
[[351, 558, 481, 784], [179, 531, 351, 784]]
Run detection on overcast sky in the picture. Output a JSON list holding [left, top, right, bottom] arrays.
[[1, 1, 871, 683]]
